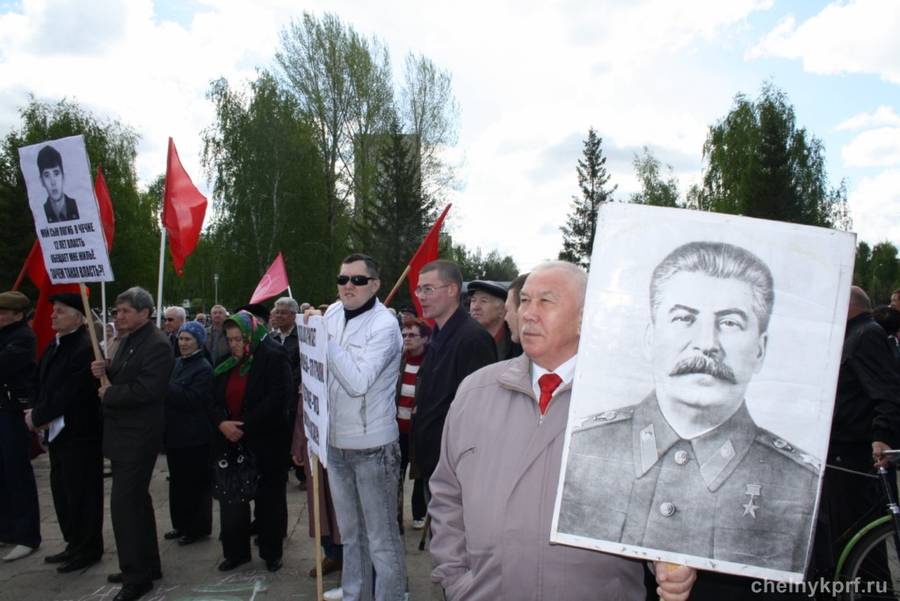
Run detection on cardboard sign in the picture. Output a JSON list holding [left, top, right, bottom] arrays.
[[299, 314, 329, 468], [18, 135, 113, 283], [551, 203, 855, 583]]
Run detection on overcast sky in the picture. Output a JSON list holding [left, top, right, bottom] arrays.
[[1, 0, 898, 274]]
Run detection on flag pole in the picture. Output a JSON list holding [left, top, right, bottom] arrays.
[[156, 227, 166, 328], [287, 286, 294, 299], [383, 264, 411, 308]]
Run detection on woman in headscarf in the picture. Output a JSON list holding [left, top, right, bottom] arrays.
[[163, 321, 213, 546], [208, 311, 292, 573]]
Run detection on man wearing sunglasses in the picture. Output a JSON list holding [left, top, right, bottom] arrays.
[[304, 253, 405, 601]]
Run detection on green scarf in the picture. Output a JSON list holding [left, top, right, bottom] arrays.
[[213, 310, 268, 376]]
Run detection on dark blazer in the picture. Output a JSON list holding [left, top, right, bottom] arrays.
[[209, 338, 292, 470], [412, 306, 497, 479], [31, 326, 101, 442], [102, 321, 175, 462], [43, 195, 80, 223], [165, 351, 213, 449], [0, 319, 36, 410]]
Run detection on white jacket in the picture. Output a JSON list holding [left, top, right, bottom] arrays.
[[324, 299, 402, 449]]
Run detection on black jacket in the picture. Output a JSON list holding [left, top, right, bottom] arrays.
[[412, 306, 497, 479], [103, 321, 175, 462], [209, 338, 292, 470], [832, 312, 900, 448], [43, 194, 80, 223], [31, 326, 101, 443], [165, 351, 213, 449], [270, 325, 301, 405], [0, 319, 36, 412]]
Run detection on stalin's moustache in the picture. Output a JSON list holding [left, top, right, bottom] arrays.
[[669, 354, 737, 384]]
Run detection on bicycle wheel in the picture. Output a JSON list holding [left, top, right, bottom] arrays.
[[841, 521, 900, 600]]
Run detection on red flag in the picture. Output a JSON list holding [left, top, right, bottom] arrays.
[[406, 204, 451, 316], [163, 138, 207, 276], [13, 243, 80, 358], [250, 252, 290, 304], [95, 167, 115, 251]]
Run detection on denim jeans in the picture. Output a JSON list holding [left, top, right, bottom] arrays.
[[328, 441, 406, 601]]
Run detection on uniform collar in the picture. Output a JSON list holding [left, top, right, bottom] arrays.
[[633, 393, 757, 492]]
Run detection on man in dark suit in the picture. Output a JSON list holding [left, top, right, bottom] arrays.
[[27, 293, 103, 573], [91, 287, 174, 601], [558, 241, 820, 577], [37, 145, 80, 223]]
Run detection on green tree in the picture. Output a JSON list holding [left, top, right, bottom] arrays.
[[276, 12, 393, 269], [867, 242, 900, 305], [356, 116, 435, 308], [0, 98, 157, 297], [629, 146, 679, 207], [559, 127, 616, 269], [854, 241, 872, 289], [698, 83, 843, 227], [439, 235, 518, 282], [201, 72, 333, 309]]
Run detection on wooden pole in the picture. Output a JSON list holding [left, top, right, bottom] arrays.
[[383, 264, 411, 308], [311, 453, 324, 601], [80, 283, 109, 387]]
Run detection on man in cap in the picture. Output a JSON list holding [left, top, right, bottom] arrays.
[[556, 241, 819, 575], [26, 293, 103, 572], [0, 290, 41, 562], [37, 145, 80, 223], [91, 286, 175, 601], [429, 262, 696, 600], [468, 280, 519, 360]]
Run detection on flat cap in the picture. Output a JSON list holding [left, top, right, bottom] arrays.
[[48, 293, 85, 316], [0, 291, 30, 312], [235, 302, 270, 323], [467, 280, 508, 301]]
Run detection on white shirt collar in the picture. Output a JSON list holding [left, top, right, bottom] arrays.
[[531, 354, 577, 402]]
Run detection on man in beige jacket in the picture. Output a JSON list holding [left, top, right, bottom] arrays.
[[429, 261, 696, 601]]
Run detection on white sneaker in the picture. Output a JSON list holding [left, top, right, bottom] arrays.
[[323, 587, 343, 601], [2, 545, 35, 562], [412, 519, 426, 529]]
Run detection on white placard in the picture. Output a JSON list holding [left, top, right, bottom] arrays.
[[299, 314, 329, 468], [551, 203, 856, 583], [18, 135, 113, 283]]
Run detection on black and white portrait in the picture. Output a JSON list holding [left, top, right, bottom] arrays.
[[37, 144, 80, 223], [551, 204, 856, 582]]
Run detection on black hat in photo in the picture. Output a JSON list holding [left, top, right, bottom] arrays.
[[48, 293, 85, 316], [467, 280, 508, 301]]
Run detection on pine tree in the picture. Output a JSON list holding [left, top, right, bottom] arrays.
[[558, 128, 616, 269]]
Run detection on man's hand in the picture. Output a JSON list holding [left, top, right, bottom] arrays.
[[873, 440, 892, 468], [24, 409, 34, 432], [291, 454, 304, 467], [90, 359, 107, 381], [654, 562, 696, 601], [219, 420, 244, 443], [303, 308, 322, 324]]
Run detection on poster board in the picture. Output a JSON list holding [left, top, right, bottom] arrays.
[[299, 314, 329, 468], [18, 135, 113, 283], [551, 203, 856, 582]]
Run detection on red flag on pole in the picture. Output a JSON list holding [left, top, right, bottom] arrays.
[[163, 138, 207, 276], [95, 167, 115, 251], [249, 252, 290, 304], [407, 204, 451, 316]]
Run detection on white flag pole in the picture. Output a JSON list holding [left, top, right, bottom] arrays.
[[156, 227, 166, 328], [101, 282, 108, 356]]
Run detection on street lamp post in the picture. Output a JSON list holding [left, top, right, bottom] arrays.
[[213, 273, 219, 306]]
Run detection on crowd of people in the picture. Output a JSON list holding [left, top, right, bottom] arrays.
[[1, 251, 899, 601]]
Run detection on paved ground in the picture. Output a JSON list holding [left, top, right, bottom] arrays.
[[0, 454, 441, 601]]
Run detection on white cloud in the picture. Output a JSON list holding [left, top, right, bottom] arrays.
[[748, 0, 900, 83], [848, 169, 900, 245], [842, 127, 900, 168], [0, 0, 786, 273], [836, 106, 900, 131]]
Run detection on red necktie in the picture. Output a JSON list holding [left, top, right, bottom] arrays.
[[538, 373, 562, 415]]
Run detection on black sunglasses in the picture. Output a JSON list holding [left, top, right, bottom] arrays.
[[336, 275, 377, 286]]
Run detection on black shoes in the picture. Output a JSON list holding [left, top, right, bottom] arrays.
[[107, 570, 162, 584], [217, 557, 250, 572], [163, 530, 181, 540], [57, 555, 101, 573], [266, 558, 282, 572], [44, 550, 71, 564], [177, 534, 207, 546], [113, 582, 153, 601]]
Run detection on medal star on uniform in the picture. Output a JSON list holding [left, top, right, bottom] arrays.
[[743, 484, 761, 518]]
